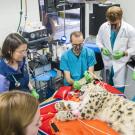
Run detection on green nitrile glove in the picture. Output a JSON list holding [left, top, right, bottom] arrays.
[[113, 50, 124, 60], [84, 71, 92, 83], [101, 48, 110, 56], [132, 71, 135, 80], [31, 88, 39, 99], [73, 81, 81, 90]]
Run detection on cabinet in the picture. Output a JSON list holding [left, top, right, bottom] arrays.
[[125, 64, 135, 100], [89, 3, 120, 36]]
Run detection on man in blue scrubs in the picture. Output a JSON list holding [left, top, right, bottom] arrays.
[[60, 31, 96, 88]]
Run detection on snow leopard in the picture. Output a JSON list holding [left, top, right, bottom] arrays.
[[55, 83, 135, 135]]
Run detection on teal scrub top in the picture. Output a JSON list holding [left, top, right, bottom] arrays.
[[110, 30, 117, 49], [60, 47, 96, 85]]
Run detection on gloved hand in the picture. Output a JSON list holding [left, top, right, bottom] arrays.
[[84, 71, 92, 83], [101, 48, 110, 56], [31, 88, 39, 99], [113, 50, 124, 60], [73, 81, 81, 90], [132, 71, 135, 80]]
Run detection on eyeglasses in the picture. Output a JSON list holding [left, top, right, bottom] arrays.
[[72, 43, 83, 48], [15, 50, 28, 54]]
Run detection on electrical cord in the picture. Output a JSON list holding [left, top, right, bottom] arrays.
[[20, 0, 28, 35], [17, 0, 23, 32], [24, 0, 27, 21], [78, 119, 111, 135]]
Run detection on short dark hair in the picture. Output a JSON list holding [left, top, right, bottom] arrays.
[[106, 6, 123, 22], [1, 33, 27, 61], [70, 31, 83, 42]]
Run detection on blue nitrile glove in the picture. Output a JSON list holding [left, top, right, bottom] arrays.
[[84, 71, 92, 83], [101, 48, 110, 56], [132, 71, 135, 80], [113, 50, 124, 60], [31, 88, 39, 99], [73, 81, 81, 90]]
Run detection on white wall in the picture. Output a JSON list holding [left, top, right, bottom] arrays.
[[0, 0, 135, 46], [0, 0, 40, 47], [111, 0, 135, 27]]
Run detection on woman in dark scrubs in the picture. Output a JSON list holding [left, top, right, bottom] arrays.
[[0, 33, 39, 99]]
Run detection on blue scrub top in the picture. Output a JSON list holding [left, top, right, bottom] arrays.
[[0, 58, 29, 92], [60, 47, 96, 85]]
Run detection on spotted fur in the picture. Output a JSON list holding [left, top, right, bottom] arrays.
[[55, 83, 135, 135]]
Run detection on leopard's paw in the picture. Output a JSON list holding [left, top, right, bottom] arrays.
[[55, 111, 68, 121]]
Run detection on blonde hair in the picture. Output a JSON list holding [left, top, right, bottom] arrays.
[[106, 6, 123, 22], [0, 91, 39, 135]]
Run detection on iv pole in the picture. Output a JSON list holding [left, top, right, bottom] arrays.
[[57, 0, 68, 43], [63, 0, 66, 37]]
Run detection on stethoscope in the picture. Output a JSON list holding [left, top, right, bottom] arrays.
[[12, 75, 21, 87]]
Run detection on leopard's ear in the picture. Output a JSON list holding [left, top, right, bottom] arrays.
[[55, 102, 63, 110], [55, 101, 69, 111], [55, 102, 59, 110]]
